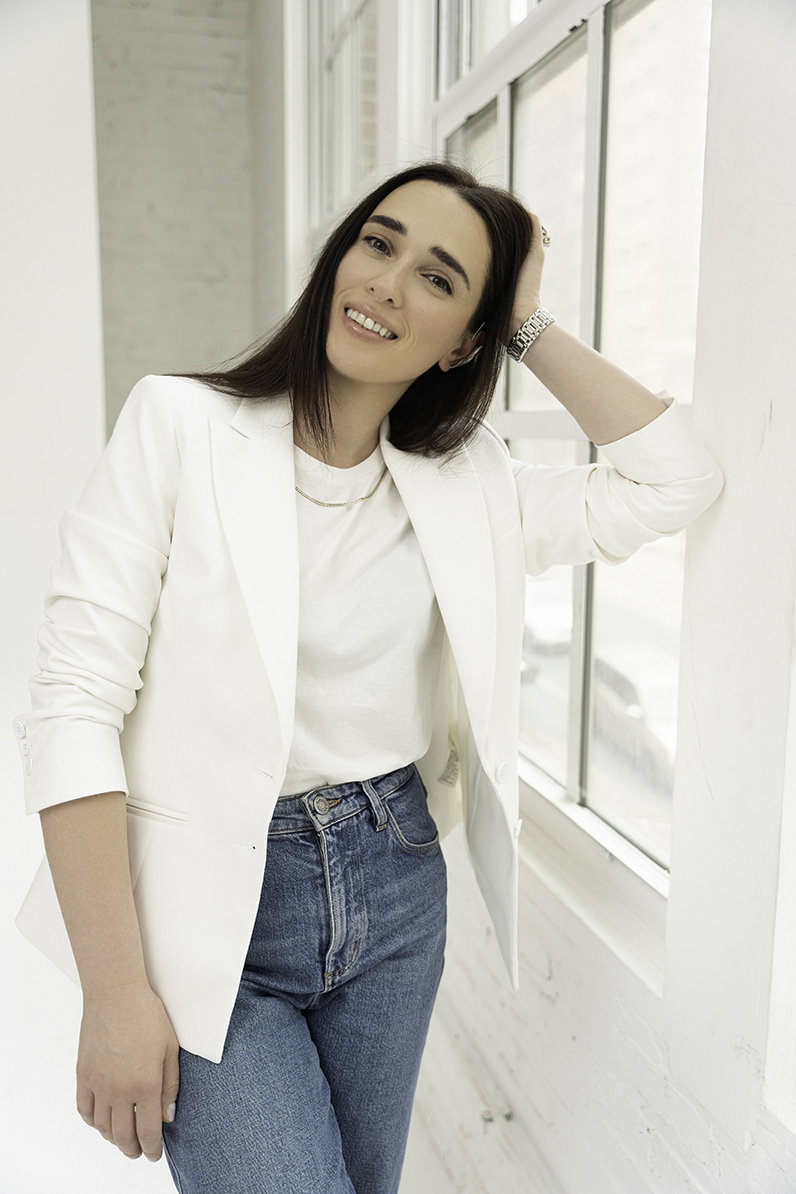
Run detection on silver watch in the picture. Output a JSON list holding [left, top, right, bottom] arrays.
[[506, 307, 555, 362]]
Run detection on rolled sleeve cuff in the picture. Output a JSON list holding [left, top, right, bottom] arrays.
[[13, 714, 129, 815], [598, 396, 724, 496]]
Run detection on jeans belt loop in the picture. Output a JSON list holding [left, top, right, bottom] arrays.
[[362, 779, 388, 831]]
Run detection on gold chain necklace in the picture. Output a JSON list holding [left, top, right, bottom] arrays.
[[295, 465, 389, 508]]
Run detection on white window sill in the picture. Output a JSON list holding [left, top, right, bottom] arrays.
[[517, 754, 668, 998]]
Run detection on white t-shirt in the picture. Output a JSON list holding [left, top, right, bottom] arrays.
[[279, 442, 444, 797]]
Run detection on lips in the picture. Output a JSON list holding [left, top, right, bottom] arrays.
[[344, 307, 398, 340]]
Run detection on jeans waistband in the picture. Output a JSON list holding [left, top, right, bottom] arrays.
[[270, 763, 418, 835], [276, 763, 416, 804]]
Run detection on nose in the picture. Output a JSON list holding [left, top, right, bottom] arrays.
[[368, 258, 405, 306]]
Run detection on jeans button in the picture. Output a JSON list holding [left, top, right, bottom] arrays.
[[314, 795, 329, 814]]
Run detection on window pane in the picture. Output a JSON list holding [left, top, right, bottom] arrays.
[[438, 0, 466, 91], [599, 0, 712, 399], [584, 0, 712, 868], [471, 0, 530, 66], [512, 439, 578, 787], [586, 530, 686, 868], [356, 3, 378, 183], [445, 99, 502, 185], [328, 0, 379, 209], [510, 27, 588, 410]]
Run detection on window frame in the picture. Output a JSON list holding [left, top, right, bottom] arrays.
[[299, 0, 691, 978], [435, 0, 701, 883]]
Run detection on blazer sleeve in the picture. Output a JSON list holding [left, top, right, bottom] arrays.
[[510, 397, 724, 576], [12, 375, 181, 815]]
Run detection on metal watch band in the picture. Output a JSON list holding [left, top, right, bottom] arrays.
[[506, 307, 556, 362]]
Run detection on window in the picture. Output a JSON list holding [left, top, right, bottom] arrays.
[[309, 0, 380, 225], [438, 0, 712, 868], [438, 0, 535, 91]]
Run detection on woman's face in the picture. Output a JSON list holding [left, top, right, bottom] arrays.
[[326, 180, 491, 399]]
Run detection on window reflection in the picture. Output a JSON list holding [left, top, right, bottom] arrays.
[[585, 0, 711, 867], [471, 0, 531, 65], [328, 0, 379, 210], [445, 99, 502, 185], [510, 28, 588, 410], [512, 439, 577, 787], [587, 532, 686, 867], [599, 0, 712, 399]]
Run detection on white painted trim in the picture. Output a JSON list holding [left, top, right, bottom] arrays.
[[283, 0, 311, 304], [518, 758, 668, 996], [579, 6, 604, 347], [435, 0, 603, 139], [487, 404, 588, 440], [664, 0, 796, 1150], [519, 756, 671, 897]]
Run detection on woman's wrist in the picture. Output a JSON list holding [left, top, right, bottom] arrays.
[[508, 298, 542, 341], [506, 306, 556, 363]]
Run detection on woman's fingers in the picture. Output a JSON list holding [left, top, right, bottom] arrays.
[[510, 209, 546, 336], [134, 1094, 167, 1162], [161, 1037, 180, 1124], [75, 981, 180, 1161], [111, 1102, 144, 1159], [76, 1081, 95, 1127]]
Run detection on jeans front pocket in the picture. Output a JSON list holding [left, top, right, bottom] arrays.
[[383, 772, 440, 855]]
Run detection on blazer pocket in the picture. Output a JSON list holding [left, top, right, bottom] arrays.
[[125, 796, 190, 826]]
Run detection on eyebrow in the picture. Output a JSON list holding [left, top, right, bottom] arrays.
[[365, 214, 471, 290]]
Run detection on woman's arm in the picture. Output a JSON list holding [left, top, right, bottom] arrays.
[[40, 791, 179, 1162], [511, 213, 668, 446]]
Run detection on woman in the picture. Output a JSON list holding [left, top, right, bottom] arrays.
[[13, 161, 722, 1193]]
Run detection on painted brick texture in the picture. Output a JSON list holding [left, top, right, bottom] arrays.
[[91, 0, 255, 430]]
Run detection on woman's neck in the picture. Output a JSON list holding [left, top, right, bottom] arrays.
[[294, 376, 403, 468]]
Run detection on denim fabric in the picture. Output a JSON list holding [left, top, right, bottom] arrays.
[[162, 763, 447, 1194]]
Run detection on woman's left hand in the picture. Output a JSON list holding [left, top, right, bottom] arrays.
[[510, 211, 547, 339]]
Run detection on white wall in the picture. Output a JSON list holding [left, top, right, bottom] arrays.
[[91, 0, 256, 430], [0, 5, 178, 1191]]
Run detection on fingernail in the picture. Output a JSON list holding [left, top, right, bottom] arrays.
[[166, 1102, 176, 1122]]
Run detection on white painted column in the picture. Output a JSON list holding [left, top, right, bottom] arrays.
[[666, 0, 796, 1144], [0, 4, 172, 1189], [0, 0, 106, 735]]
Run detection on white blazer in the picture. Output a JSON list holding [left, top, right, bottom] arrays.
[[13, 375, 722, 1063]]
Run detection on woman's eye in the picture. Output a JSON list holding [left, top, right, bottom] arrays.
[[363, 235, 389, 254], [426, 274, 453, 295]]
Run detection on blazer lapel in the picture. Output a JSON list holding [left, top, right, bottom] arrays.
[[209, 396, 299, 759], [380, 421, 497, 748]]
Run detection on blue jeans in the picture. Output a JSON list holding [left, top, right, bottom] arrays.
[[162, 763, 447, 1194]]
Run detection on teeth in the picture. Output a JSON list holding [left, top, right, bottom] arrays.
[[345, 308, 396, 339]]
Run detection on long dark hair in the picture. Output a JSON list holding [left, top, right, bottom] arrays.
[[176, 162, 533, 457]]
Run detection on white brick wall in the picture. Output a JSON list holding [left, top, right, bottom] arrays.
[[91, 0, 256, 430]]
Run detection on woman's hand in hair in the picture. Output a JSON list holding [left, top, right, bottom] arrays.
[[509, 210, 546, 338], [77, 979, 180, 1162]]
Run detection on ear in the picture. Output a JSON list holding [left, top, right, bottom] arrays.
[[438, 324, 485, 373]]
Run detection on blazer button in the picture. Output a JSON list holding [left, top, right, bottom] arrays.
[[20, 738, 31, 755], [24, 757, 34, 775], [13, 722, 26, 738], [495, 762, 510, 784]]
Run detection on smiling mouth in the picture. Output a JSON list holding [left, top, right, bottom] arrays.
[[344, 307, 397, 339]]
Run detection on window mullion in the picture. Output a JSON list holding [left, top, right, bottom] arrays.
[[566, 5, 607, 805], [579, 4, 607, 349]]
